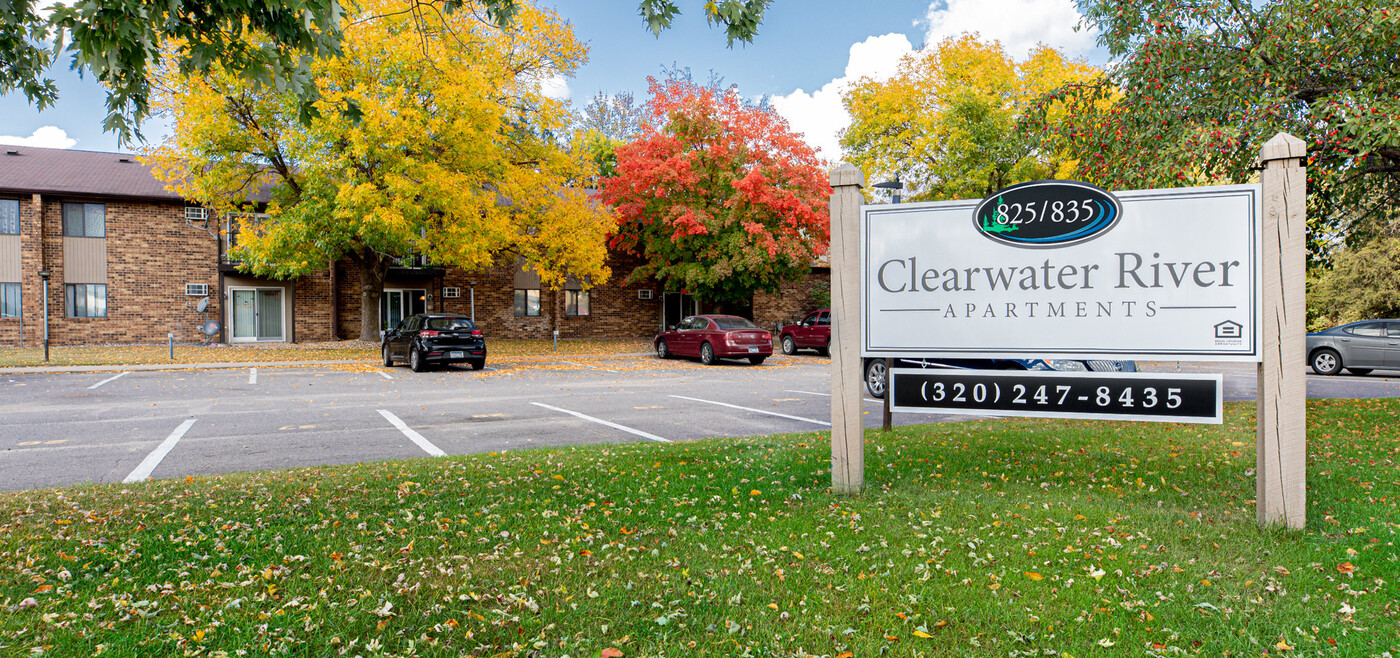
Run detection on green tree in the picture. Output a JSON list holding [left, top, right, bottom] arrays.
[[1307, 237, 1400, 330], [574, 91, 644, 184], [841, 35, 1102, 202], [1, 0, 770, 144], [1054, 0, 1400, 260], [479, 0, 772, 46], [146, 0, 615, 341], [599, 76, 830, 309], [1, 0, 343, 144]]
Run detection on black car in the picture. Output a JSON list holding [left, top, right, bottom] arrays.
[[862, 357, 1137, 399], [382, 314, 486, 372]]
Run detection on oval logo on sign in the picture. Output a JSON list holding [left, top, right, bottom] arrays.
[[973, 180, 1122, 248]]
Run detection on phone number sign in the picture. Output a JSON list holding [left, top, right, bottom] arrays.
[[889, 369, 1223, 423]]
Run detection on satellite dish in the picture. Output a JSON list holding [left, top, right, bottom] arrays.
[[201, 321, 221, 336], [196, 296, 210, 313]]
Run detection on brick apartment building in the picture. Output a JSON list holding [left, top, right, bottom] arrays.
[[1, 146, 827, 347]]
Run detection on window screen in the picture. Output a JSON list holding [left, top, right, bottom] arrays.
[[62, 203, 105, 238], [0, 199, 17, 234]]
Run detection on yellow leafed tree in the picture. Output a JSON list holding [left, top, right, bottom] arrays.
[[840, 34, 1104, 202], [145, 0, 616, 341]]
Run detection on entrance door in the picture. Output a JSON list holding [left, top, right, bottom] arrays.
[[381, 288, 427, 329], [231, 289, 283, 341], [663, 292, 695, 331]]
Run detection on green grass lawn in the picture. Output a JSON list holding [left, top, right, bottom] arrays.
[[2, 400, 1396, 657]]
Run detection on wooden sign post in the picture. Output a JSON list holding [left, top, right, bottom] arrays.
[[1256, 133, 1308, 529], [829, 164, 865, 495]]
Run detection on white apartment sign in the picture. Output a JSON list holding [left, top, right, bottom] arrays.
[[861, 182, 1262, 361]]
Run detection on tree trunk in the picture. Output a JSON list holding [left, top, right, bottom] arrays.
[[355, 250, 390, 342]]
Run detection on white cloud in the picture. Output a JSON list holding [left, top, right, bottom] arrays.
[[541, 74, 571, 100], [770, 33, 914, 163], [0, 126, 77, 149], [923, 0, 1097, 59]]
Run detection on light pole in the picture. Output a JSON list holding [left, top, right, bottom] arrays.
[[871, 177, 903, 431], [37, 270, 50, 362]]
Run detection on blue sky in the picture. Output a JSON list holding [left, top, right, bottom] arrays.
[[0, 0, 1105, 160]]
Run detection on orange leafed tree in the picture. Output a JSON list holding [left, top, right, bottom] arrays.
[[599, 76, 831, 309]]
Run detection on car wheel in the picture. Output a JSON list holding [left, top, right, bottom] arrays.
[[409, 348, 426, 373], [469, 359, 485, 371], [749, 356, 766, 365], [382, 345, 394, 367], [865, 359, 887, 399], [700, 342, 716, 366], [1346, 368, 1372, 376], [817, 339, 830, 357], [780, 335, 797, 355], [656, 339, 671, 359], [1310, 348, 1342, 376]]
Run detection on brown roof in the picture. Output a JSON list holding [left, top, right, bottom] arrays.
[[0, 145, 181, 202]]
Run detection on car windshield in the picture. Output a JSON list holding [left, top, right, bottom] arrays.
[[425, 317, 475, 331], [713, 317, 758, 329]]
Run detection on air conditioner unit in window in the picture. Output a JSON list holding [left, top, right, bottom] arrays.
[[186, 283, 209, 296], [442, 287, 461, 298], [637, 289, 654, 300]]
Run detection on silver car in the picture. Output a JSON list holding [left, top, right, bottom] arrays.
[[1305, 320, 1400, 375]]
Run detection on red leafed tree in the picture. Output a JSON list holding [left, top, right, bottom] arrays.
[[599, 76, 831, 309]]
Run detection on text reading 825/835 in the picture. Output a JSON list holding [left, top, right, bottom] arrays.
[[889, 370, 1222, 424]]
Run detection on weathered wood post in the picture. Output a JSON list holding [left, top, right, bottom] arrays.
[[829, 164, 865, 494], [1257, 132, 1307, 529]]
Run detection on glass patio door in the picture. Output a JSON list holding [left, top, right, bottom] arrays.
[[381, 289, 427, 329], [231, 289, 283, 341]]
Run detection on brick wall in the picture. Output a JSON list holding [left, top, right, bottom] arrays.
[[0, 196, 221, 346], [293, 267, 334, 342], [0, 194, 42, 347], [334, 250, 664, 340], [753, 267, 830, 330], [0, 193, 833, 346]]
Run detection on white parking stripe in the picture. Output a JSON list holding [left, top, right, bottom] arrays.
[[377, 410, 447, 457], [669, 395, 832, 427], [530, 402, 670, 443], [123, 419, 198, 483], [379, 371, 394, 380], [249, 368, 258, 384], [783, 389, 884, 405], [88, 372, 129, 390]]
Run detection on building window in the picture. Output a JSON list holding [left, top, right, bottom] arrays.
[[513, 289, 540, 316], [565, 289, 590, 316], [65, 284, 107, 318], [62, 202, 105, 238], [0, 199, 18, 235], [0, 283, 18, 318]]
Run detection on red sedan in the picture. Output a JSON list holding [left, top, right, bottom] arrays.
[[655, 315, 773, 365]]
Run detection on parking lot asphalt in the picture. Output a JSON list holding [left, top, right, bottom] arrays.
[[4, 355, 1400, 491]]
